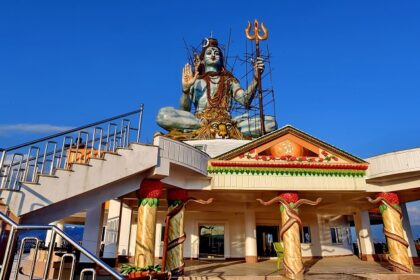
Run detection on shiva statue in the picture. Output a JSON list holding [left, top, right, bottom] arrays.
[[156, 38, 277, 140]]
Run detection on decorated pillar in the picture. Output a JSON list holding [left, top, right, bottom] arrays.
[[367, 193, 413, 273], [165, 188, 188, 276], [161, 192, 212, 276], [135, 179, 163, 267], [258, 193, 321, 280]]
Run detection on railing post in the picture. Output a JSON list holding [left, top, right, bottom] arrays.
[[0, 228, 18, 280], [0, 149, 5, 188], [42, 230, 56, 279], [136, 104, 144, 143], [0, 149, 5, 174]]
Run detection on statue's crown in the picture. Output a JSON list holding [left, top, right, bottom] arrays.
[[202, 38, 219, 48]]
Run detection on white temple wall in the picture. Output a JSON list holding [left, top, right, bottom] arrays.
[[148, 209, 355, 259], [183, 211, 245, 258]]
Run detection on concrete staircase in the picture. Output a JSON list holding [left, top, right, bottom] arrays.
[[1, 143, 159, 224]]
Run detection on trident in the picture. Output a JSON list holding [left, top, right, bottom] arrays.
[[245, 19, 268, 136]]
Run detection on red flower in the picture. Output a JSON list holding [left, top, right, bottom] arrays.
[[301, 156, 307, 161], [290, 156, 296, 161], [332, 156, 338, 161], [167, 188, 188, 202], [377, 192, 399, 205], [317, 158, 324, 162], [321, 151, 328, 156], [280, 156, 286, 160], [250, 149, 256, 154], [279, 192, 299, 204], [270, 156, 275, 160], [261, 155, 267, 161], [239, 154, 244, 159], [137, 179, 163, 199], [254, 155, 259, 160]]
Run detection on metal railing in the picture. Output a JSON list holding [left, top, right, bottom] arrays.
[[0, 212, 124, 280], [0, 105, 144, 191]]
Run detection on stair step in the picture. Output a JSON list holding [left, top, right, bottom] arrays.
[[71, 162, 92, 167], [104, 151, 121, 156], [55, 168, 74, 172], [38, 174, 59, 179]]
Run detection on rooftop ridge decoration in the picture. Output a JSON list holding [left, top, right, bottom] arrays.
[[215, 125, 368, 164], [208, 160, 367, 178]]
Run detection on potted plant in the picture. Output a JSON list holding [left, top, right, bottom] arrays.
[[120, 264, 169, 279]]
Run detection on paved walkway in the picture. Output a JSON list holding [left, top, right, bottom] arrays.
[[180, 256, 420, 280]]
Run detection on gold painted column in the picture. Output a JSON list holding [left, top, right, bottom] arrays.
[[278, 193, 303, 280], [258, 192, 321, 280], [134, 179, 163, 267], [368, 192, 413, 273], [165, 188, 188, 276]]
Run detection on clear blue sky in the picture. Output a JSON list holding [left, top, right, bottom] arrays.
[[1, 1, 420, 224]]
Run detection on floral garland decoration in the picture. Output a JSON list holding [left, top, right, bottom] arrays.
[[239, 149, 338, 163], [377, 192, 400, 214], [137, 179, 163, 207]]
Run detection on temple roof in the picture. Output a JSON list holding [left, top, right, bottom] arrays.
[[215, 125, 367, 164]]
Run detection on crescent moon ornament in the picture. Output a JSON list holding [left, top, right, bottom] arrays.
[[202, 38, 210, 48]]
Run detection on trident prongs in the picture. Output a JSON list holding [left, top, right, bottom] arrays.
[[245, 19, 268, 44]]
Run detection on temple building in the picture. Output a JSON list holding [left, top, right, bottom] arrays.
[[1, 34, 419, 279]]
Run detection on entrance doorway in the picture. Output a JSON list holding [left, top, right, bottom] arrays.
[[199, 224, 225, 259], [257, 226, 279, 258]]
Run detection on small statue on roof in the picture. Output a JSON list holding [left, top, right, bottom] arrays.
[[156, 37, 276, 140]]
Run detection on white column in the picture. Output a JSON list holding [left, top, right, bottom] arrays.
[[45, 220, 64, 247], [353, 210, 375, 261], [401, 203, 418, 258], [103, 200, 121, 258], [117, 203, 132, 256], [244, 210, 257, 263], [80, 204, 104, 263]]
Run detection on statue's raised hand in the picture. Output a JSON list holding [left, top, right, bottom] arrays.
[[182, 63, 198, 93]]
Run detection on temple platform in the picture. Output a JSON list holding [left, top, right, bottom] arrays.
[[178, 256, 420, 280]]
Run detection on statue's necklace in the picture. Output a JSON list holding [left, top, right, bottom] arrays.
[[204, 74, 226, 108]]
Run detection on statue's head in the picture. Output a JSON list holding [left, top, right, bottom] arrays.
[[198, 38, 224, 73]]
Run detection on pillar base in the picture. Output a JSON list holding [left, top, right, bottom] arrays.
[[245, 256, 258, 263], [360, 254, 375, 261]]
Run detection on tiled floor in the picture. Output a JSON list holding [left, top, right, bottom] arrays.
[[179, 256, 420, 280]]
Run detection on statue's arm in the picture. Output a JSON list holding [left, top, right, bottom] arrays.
[[232, 78, 258, 106], [232, 57, 264, 106], [180, 86, 193, 111]]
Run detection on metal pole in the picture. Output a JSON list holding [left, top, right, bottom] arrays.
[[49, 142, 57, 175], [0, 150, 6, 175], [136, 104, 144, 143], [0, 228, 17, 280], [255, 42, 266, 136], [32, 148, 40, 182], [23, 147, 33, 182], [40, 142, 49, 174], [42, 230, 56, 280]]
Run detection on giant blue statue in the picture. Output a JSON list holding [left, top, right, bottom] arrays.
[[156, 38, 277, 140]]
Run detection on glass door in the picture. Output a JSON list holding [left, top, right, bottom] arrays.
[[198, 224, 225, 259], [256, 225, 279, 257]]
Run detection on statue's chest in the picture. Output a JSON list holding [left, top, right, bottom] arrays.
[[195, 78, 226, 98]]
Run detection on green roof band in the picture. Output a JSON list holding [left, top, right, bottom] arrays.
[[207, 166, 365, 178]]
